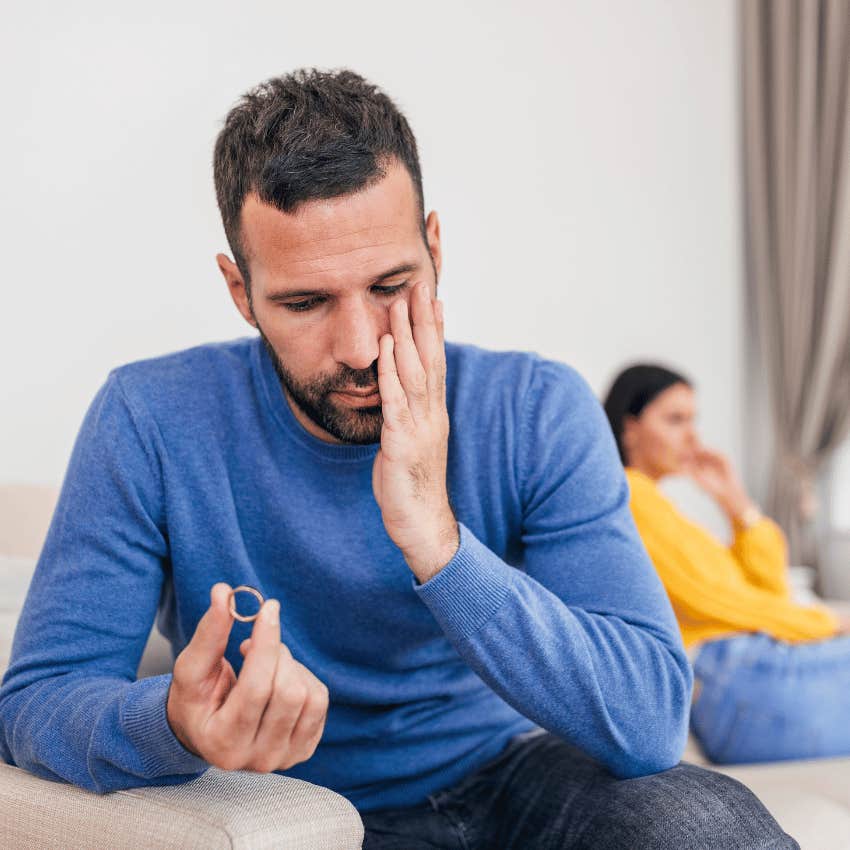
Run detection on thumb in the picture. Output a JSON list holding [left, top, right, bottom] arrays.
[[179, 582, 234, 685]]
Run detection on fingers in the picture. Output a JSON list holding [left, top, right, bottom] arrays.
[[284, 662, 329, 764], [381, 284, 447, 429], [216, 598, 282, 740], [251, 656, 328, 771], [177, 582, 234, 686], [378, 333, 412, 433], [389, 295, 429, 421], [172, 592, 326, 774], [410, 282, 446, 411], [236, 641, 329, 773], [244, 645, 301, 770]]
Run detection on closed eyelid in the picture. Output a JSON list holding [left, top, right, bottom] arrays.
[[283, 282, 410, 312]]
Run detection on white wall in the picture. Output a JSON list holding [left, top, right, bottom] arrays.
[[0, 0, 742, 537]]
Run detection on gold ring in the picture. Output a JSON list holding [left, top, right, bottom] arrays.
[[229, 585, 265, 622]]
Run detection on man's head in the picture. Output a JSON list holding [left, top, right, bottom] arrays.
[[213, 68, 442, 445]]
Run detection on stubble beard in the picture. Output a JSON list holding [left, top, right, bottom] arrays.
[[254, 321, 383, 445]]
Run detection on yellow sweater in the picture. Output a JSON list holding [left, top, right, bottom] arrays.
[[625, 467, 840, 649]]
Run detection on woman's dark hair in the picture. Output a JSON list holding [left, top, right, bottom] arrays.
[[213, 68, 426, 300], [602, 364, 692, 465]]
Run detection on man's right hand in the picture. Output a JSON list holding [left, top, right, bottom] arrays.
[[166, 582, 329, 773]]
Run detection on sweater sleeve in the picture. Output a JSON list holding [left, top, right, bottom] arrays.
[[0, 371, 208, 793], [413, 359, 693, 779], [728, 516, 790, 597], [629, 486, 840, 644]]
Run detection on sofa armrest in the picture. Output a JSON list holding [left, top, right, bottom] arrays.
[[0, 761, 364, 849]]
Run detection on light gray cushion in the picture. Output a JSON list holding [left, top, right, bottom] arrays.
[[0, 762, 364, 849]]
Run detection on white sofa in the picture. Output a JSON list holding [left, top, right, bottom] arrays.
[[2, 485, 850, 848]]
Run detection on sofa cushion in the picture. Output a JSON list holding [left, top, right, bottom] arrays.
[[0, 761, 364, 850]]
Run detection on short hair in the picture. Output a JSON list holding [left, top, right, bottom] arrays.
[[213, 68, 426, 298], [602, 363, 692, 465]]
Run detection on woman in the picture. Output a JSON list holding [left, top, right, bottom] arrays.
[[603, 363, 850, 764]]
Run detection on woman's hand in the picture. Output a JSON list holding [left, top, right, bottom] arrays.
[[682, 446, 759, 526]]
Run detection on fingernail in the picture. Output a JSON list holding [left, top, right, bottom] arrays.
[[264, 599, 280, 622], [215, 584, 231, 611]]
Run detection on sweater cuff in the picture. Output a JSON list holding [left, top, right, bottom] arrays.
[[412, 521, 514, 642], [122, 674, 209, 777]]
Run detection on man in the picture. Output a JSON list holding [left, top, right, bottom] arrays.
[[0, 69, 796, 848]]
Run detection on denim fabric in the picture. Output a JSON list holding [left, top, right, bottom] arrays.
[[692, 631, 850, 764], [360, 729, 797, 849]]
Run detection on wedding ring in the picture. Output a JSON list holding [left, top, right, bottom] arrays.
[[229, 585, 265, 622]]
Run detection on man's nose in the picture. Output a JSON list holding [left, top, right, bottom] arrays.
[[331, 297, 387, 372]]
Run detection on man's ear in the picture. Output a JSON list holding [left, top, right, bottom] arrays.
[[425, 211, 442, 280], [216, 253, 257, 328]]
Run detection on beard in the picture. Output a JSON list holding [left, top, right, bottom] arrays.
[[255, 321, 383, 445]]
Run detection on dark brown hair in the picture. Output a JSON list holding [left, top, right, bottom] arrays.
[[213, 68, 426, 300]]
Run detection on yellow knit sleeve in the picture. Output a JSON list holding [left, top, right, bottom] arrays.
[[728, 516, 790, 597], [625, 470, 840, 646]]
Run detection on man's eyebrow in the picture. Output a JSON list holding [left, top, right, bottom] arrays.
[[265, 262, 420, 301]]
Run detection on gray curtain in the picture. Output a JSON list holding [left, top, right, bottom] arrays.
[[741, 0, 850, 568]]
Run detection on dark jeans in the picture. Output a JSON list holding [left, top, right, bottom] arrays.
[[360, 730, 798, 849]]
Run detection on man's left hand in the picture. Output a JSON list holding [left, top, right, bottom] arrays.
[[372, 281, 459, 582]]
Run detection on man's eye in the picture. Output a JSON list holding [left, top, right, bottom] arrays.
[[373, 283, 407, 298], [284, 283, 407, 313], [285, 298, 323, 313]]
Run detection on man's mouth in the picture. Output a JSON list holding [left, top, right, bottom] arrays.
[[337, 386, 379, 397], [334, 387, 381, 406]]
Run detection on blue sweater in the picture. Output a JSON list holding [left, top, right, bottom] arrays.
[[0, 335, 691, 812]]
